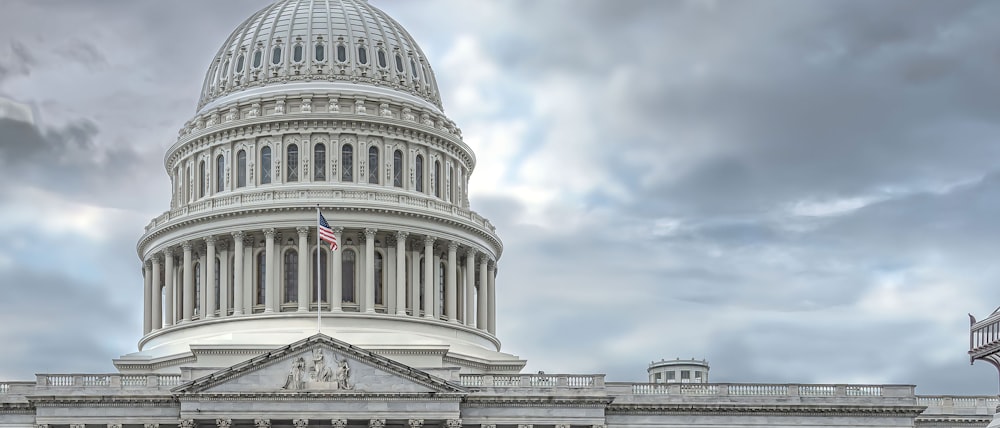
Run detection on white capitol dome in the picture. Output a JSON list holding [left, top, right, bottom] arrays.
[[125, 0, 520, 375]]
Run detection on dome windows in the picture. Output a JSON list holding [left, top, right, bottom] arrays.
[[236, 150, 247, 188], [215, 155, 225, 192], [293, 44, 304, 63], [341, 144, 354, 182], [393, 150, 403, 187], [336, 44, 347, 63], [236, 53, 246, 73], [410, 58, 419, 79], [315, 42, 326, 62], [415, 155, 424, 193], [314, 143, 326, 181], [252, 48, 263, 69], [261, 146, 272, 184], [286, 144, 299, 182], [394, 53, 404, 73], [367, 146, 379, 184], [271, 45, 283, 65], [358, 46, 368, 65], [377, 48, 387, 69]]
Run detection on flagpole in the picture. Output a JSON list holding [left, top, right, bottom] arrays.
[[316, 205, 322, 333]]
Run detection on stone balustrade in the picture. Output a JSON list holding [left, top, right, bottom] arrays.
[[607, 382, 917, 399], [917, 395, 999, 416], [459, 374, 605, 389], [142, 187, 496, 236], [28, 374, 184, 390]]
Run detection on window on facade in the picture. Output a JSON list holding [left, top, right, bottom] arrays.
[[341, 144, 353, 182], [214, 257, 221, 312], [395, 54, 404, 73], [253, 49, 263, 68], [198, 160, 206, 198], [261, 146, 272, 184], [393, 150, 403, 188], [216, 155, 225, 192], [293, 44, 304, 63], [342, 249, 356, 303], [236, 54, 246, 73], [284, 250, 298, 304], [237, 150, 247, 188], [377, 49, 387, 68], [194, 262, 202, 316], [286, 144, 299, 182], [374, 252, 384, 306], [681, 371, 691, 380], [368, 146, 379, 184], [434, 160, 441, 197], [410, 58, 418, 78], [415, 155, 424, 193], [221, 60, 229, 77], [358, 46, 368, 65], [271, 46, 282, 65], [313, 249, 327, 303], [666, 371, 676, 381], [314, 143, 326, 181], [315, 43, 325, 62], [336, 44, 347, 62], [256, 252, 266, 306]]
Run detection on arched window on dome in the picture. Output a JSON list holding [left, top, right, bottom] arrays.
[[214, 256, 221, 314], [336, 44, 347, 63], [252, 48, 263, 69], [237, 150, 247, 188], [410, 58, 418, 79], [314, 143, 326, 181], [434, 160, 442, 198], [395, 53, 404, 73], [194, 261, 202, 317], [215, 154, 225, 193], [255, 252, 266, 309], [293, 43, 304, 63], [415, 155, 424, 193], [312, 248, 327, 304], [271, 45, 282, 65], [236, 53, 246, 73], [377, 48, 387, 69], [393, 150, 403, 188], [198, 160, 207, 198], [261, 146, 272, 185], [286, 144, 299, 182], [368, 146, 379, 184], [342, 249, 356, 305], [358, 46, 368, 65], [315, 42, 326, 62], [283, 250, 298, 305], [423, 64, 431, 84], [374, 251, 384, 308], [341, 144, 354, 182]]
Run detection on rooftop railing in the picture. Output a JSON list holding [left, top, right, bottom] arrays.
[[459, 374, 605, 389], [608, 382, 916, 399], [27, 374, 183, 391]]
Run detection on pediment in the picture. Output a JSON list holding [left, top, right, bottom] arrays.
[[174, 334, 465, 395]]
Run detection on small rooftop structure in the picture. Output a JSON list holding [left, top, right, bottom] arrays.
[[648, 357, 710, 384]]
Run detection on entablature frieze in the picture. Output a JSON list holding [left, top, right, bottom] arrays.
[[462, 397, 613, 408], [27, 396, 177, 408], [176, 393, 466, 401]]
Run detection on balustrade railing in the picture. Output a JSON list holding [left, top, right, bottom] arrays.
[[917, 395, 999, 410], [0, 383, 8, 394], [34, 374, 183, 389], [619, 383, 907, 398], [459, 374, 604, 389]]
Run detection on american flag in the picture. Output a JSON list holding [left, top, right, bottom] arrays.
[[318, 213, 339, 251]]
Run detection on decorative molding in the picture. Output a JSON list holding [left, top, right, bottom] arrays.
[[368, 419, 385, 428], [254, 419, 270, 428], [293, 419, 308, 428], [217, 418, 232, 428], [408, 419, 424, 428], [179, 420, 195, 428], [330, 419, 347, 428]]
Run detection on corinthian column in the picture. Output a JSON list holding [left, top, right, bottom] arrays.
[[143, 261, 152, 334], [478, 255, 488, 330], [464, 249, 476, 327], [423, 236, 435, 319], [205, 236, 217, 318], [297, 227, 309, 312], [364, 228, 378, 313], [164, 248, 175, 326], [218, 242, 229, 317], [151, 255, 162, 330], [232, 231, 245, 315], [182, 241, 194, 322], [447, 242, 458, 323], [263, 228, 276, 313], [395, 231, 408, 315], [488, 260, 496, 334]]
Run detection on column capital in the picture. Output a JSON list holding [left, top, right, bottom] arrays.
[[181, 241, 193, 251], [369, 419, 386, 428], [36, 424, 49, 428], [423, 235, 436, 246], [69, 425, 85, 428], [144, 259, 153, 269], [151, 254, 163, 264], [143, 424, 159, 428], [292, 420, 308, 428], [330, 420, 347, 428], [443, 420, 462, 428], [263, 228, 276, 239], [465, 247, 477, 258], [217, 241, 228, 251], [331, 226, 344, 234], [297, 226, 309, 237], [232, 230, 246, 241], [163, 247, 174, 257], [205, 235, 217, 245], [448, 241, 459, 251], [178, 420, 195, 428], [395, 230, 409, 241], [364, 228, 378, 239], [254, 419, 271, 428], [408, 420, 424, 428], [216, 419, 232, 428], [488, 259, 497, 270]]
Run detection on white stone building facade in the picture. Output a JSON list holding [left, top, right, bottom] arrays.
[[0, 1, 995, 427]]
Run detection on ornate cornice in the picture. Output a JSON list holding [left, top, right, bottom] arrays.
[[27, 396, 177, 408], [463, 396, 613, 408], [0, 403, 34, 414], [178, 392, 465, 401]]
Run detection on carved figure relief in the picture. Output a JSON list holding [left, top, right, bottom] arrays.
[[329, 97, 340, 113], [275, 100, 286, 115], [302, 98, 312, 113], [281, 357, 307, 390], [402, 107, 415, 122], [280, 350, 354, 391], [355, 99, 367, 115], [226, 107, 238, 122], [249, 103, 261, 118], [379, 103, 392, 118], [421, 113, 433, 127]]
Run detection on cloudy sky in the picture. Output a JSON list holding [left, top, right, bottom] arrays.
[[1, 0, 999, 395]]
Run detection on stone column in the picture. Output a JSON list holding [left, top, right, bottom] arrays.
[[232, 231, 245, 315], [151, 256, 162, 330], [488, 260, 496, 334], [164, 248, 175, 326], [143, 261, 152, 334], [205, 236, 217, 318], [364, 228, 378, 313], [182, 241, 194, 322], [446, 241, 458, 323], [433, 252, 441, 319], [410, 246, 420, 315], [464, 248, 476, 327], [330, 227, 344, 312], [395, 231, 408, 315], [199, 249, 208, 318], [478, 256, 488, 330], [297, 227, 310, 312], [423, 236, 435, 319], [244, 236, 254, 311], [219, 242, 229, 317], [263, 228, 276, 312]]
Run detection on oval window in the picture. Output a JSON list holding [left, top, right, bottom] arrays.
[[358, 46, 368, 65], [394, 54, 403, 73], [337, 44, 347, 62], [410, 58, 418, 77], [315, 43, 325, 62], [377, 49, 387, 68], [236, 54, 245, 72], [293, 45, 303, 62], [271, 46, 282, 65], [252, 50, 263, 68]]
